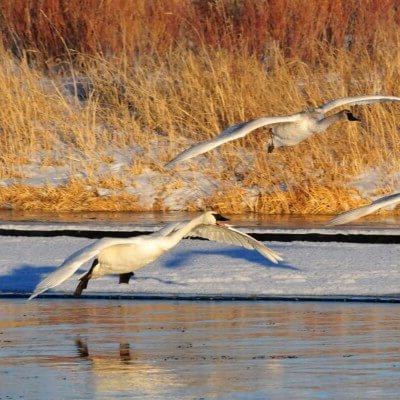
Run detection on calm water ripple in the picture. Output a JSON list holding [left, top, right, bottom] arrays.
[[0, 299, 400, 399]]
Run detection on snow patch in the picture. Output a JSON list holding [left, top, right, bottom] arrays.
[[1, 236, 400, 297], [350, 166, 400, 202]]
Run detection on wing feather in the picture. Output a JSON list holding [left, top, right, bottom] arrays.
[[29, 237, 131, 299], [165, 115, 299, 167], [328, 192, 400, 226], [151, 222, 183, 237], [316, 95, 400, 114], [187, 224, 283, 263]]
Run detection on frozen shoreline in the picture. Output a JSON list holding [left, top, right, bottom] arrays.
[[1, 209, 400, 237], [2, 220, 400, 238], [1, 235, 400, 300]]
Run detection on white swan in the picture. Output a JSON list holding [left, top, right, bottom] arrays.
[[29, 211, 283, 299], [328, 192, 400, 226], [165, 95, 400, 167]]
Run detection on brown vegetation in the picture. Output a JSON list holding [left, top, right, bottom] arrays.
[[0, 0, 399, 214], [1, 0, 398, 62]]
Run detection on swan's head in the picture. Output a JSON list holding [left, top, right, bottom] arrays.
[[342, 109, 361, 122], [203, 211, 230, 226]]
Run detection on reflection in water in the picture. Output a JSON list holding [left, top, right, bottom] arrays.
[[73, 338, 181, 396], [118, 343, 131, 362], [1, 299, 400, 399], [75, 338, 90, 358]]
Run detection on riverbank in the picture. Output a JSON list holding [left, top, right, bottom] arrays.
[[1, 234, 399, 300]]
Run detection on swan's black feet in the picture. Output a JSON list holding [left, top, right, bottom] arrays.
[[119, 343, 131, 362], [74, 278, 89, 296], [119, 272, 134, 284], [75, 339, 89, 357], [74, 259, 98, 296], [267, 143, 275, 153]]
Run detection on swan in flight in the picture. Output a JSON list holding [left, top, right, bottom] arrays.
[[29, 211, 283, 299], [165, 95, 400, 167], [328, 192, 400, 226]]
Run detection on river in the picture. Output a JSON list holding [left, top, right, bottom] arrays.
[[1, 299, 399, 399]]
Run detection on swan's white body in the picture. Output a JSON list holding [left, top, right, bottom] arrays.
[[166, 95, 400, 167], [29, 212, 282, 299], [94, 239, 167, 277], [328, 192, 400, 226], [271, 111, 325, 147]]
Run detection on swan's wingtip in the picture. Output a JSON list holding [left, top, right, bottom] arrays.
[[28, 287, 45, 300], [326, 221, 338, 227], [267, 251, 284, 264], [325, 216, 347, 226], [325, 220, 337, 227], [164, 160, 177, 169]]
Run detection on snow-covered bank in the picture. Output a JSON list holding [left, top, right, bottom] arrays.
[[1, 235, 399, 299]]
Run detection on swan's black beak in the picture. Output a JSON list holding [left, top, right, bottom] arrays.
[[346, 111, 361, 122], [214, 213, 230, 226]]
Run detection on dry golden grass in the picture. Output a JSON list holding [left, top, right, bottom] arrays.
[[0, 181, 144, 212], [0, 2, 400, 214], [0, 45, 400, 213]]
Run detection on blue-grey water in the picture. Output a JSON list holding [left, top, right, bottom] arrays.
[[1, 209, 400, 230], [1, 299, 399, 399]]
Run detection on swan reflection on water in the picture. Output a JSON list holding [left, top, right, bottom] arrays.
[[73, 338, 182, 396], [69, 334, 290, 399], [2, 300, 399, 399]]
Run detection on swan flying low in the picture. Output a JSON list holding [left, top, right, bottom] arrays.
[[165, 95, 400, 167], [29, 211, 283, 299]]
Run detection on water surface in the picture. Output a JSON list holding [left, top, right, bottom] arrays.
[[1, 299, 399, 399], [1, 209, 400, 231]]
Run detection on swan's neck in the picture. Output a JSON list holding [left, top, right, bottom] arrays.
[[316, 112, 346, 132], [165, 215, 205, 248]]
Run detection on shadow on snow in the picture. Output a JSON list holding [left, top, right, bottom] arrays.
[[163, 248, 299, 271], [0, 264, 54, 292], [0, 263, 184, 294], [0, 247, 298, 294]]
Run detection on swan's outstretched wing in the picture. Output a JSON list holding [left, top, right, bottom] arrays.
[[187, 224, 283, 263], [165, 114, 299, 167], [316, 95, 400, 114], [328, 192, 400, 226], [151, 222, 183, 237], [29, 237, 130, 299]]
